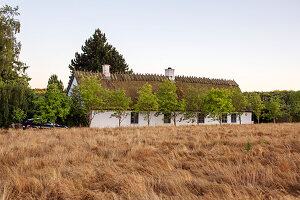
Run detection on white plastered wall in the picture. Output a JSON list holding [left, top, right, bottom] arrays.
[[91, 111, 253, 128]]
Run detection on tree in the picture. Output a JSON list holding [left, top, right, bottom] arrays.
[[47, 74, 64, 91], [204, 88, 234, 125], [76, 76, 109, 127], [12, 108, 26, 123], [156, 79, 185, 126], [184, 87, 208, 124], [135, 83, 158, 126], [69, 29, 131, 74], [263, 97, 283, 123], [0, 81, 34, 127], [34, 84, 70, 127], [0, 5, 29, 83], [247, 92, 264, 123], [66, 85, 89, 127], [289, 91, 300, 122], [230, 88, 247, 124], [109, 89, 132, 127]]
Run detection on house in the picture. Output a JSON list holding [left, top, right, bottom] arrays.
[[67, 65, 252, 127]]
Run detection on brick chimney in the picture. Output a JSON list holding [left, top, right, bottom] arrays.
[[165, 67, 175, 82], [102, 64, 110, 79]]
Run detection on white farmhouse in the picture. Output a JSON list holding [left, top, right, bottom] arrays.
[[67, 66, 252, 128]]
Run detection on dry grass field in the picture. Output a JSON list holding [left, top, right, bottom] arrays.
[[0, 123, 300, 200]]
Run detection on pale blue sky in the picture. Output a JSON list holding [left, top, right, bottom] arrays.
[[2, 0, 300, 91]]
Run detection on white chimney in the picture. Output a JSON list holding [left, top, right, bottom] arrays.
[[165, 67, 175, 82], [102, 64, 110, 79]]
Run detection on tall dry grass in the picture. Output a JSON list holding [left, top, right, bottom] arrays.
[[0, 123, 299, 199]]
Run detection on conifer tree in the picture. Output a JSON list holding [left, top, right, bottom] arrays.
[[69, 29, 131, 74]]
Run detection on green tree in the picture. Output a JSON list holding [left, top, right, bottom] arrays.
[[69, 29, 131, 74], [0, 5, 29, 83], [34, 84, 70, 127], [263, 97, 283, 123], [184, 87, 208, 124], [135, 83, 158, 126], [76, 76, 109, 127], [247, 93, 264, 123], [47, 74, 64, 91], [12, 108, 26, 123], [156, 79, 185, 126], [231, 88, 247, 124], [0, 81, 34, 127], [66, 86, 89, 127], [109, 89, 132, 127], [289, 91, 300, 122], [204, 88, 234, 125]]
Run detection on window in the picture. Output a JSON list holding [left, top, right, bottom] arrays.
[[222, 114, 227, 123], [197, 113, 205, 124], [231, 113, 237, 123], [164, 113, 171, 124], [131, 112, 139, 124]]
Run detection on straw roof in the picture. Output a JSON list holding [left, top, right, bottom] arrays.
[[67, 71, 239, 101]]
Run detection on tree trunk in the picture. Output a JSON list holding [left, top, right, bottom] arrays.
[[119, 119, 121, 127], [173, 114, 176, 126], [273, 118, 276, 123], [257, 116, 260, 124], [53, 120, 55, 128], [239, 115, 241, 124]]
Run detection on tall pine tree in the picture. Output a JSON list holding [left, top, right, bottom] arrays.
[[69, 29, 131, 74]]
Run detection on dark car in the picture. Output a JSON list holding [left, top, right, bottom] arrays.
[[23, 119, 68, 129]]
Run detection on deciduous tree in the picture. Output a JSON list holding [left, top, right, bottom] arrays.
[[263, 97, 282, 123], [135, 83, 158, 126], [76, 76, 109, 127], [34, 84, 70, 127], [48, 74, 64, 91], [204, 88, 234, 125], [0, 5, 29, 83], [184, 87, 208, 124], [230, 88, 247, 124], [156, 79, 185, 126], [247, 92, 264, 123], [109, 89, 132, 127]]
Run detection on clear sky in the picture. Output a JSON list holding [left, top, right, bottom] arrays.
[[2, 0, 300, 91]]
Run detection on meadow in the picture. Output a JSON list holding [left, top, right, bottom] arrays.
[[0, 123, 299, 199]]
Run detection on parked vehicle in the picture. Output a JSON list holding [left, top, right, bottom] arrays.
[[22, 119, 68, 129]]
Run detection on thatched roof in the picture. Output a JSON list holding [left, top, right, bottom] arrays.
[[67, 71, 239, 101]]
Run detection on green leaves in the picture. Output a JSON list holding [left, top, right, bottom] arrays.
[[76, 76, 109, 126], [69, 29, 131, 74], [0, 5, 29, 83], [135, 83, 158, 126], [156, 80, 185, 126], [12, 108, 26, 123], [109, 89, 132, 126], [262, 97, 282, 123], [34, 84, 70, 125], [204, 88, 234, 125]]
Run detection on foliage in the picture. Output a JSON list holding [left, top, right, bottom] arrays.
[[230, 88, 247, 124], [246, 92, 264, 123], [47, 74, 64, 91], [184, 87, 208, 123], [262, 97, 283, 123], [34, 84, 70, 126], [12, 108, 26, 123], [134, 83, 158, 126], [65, 86, 89, 127], [69, 29, 131, 74], [204, 88, 234, 125], [244, 142, 252, 152], [76, 76, 109, 127], [109, 89, 132, 127], [0, 5, 29, 83], [156, 79, 185, 126], [0, 82, 34, 127]]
